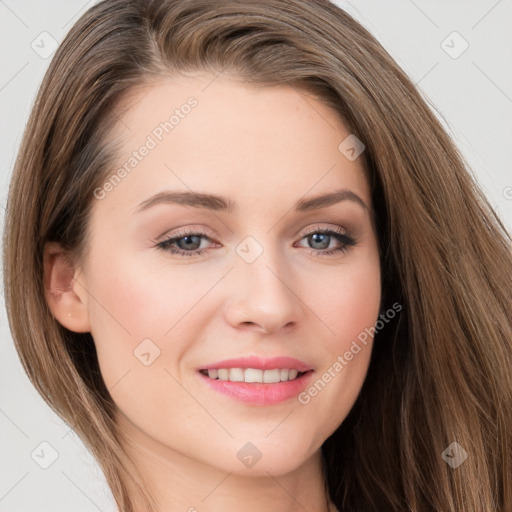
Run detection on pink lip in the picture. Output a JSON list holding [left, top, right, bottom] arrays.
[[197, 356, 315, 406], [199, 356, 313, 372], [198, 371, 314, 406]]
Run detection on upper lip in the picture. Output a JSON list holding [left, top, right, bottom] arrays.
[[199, 356, 314, 372]]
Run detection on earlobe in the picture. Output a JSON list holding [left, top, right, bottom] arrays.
[[43, 241, 91, 333]]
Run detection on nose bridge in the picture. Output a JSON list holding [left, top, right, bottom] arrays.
[[224, 233, 303, 332]]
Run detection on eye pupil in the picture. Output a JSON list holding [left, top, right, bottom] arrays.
[[178, 235, 201, 250], [309, 233, 330, 250]]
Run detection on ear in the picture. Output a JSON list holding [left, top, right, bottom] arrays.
[[43, 241, 91, 333]]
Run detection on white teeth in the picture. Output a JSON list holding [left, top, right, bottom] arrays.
[[288, 369, 298, 380], [205, 368, 304, 383], [263, 369, 281, 383], [228, 368, 244, 382], [244, 368, 263, 383], [217, 369, 229, 381]]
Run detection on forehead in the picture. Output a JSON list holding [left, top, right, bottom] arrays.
[[97, 74, 371, 217]]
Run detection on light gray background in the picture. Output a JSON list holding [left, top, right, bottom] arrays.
[[1, 1, 511, 510]]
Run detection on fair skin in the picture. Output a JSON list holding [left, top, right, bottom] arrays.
[[44, 74, 381, 512]]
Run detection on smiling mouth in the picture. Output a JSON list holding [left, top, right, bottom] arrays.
[[199, 368, 310, 384]]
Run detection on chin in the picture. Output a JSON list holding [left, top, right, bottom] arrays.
[[210, 438, 318, 477]]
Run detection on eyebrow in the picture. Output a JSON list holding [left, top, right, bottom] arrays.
[[134, 188, 369, 214]]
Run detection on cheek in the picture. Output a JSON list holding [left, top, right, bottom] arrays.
[[294, 250, 381, 439], [89, 236, 225, 331], [335, 266, 380, 342], [307, 251, 381, 350], [84, 247, 217, 388]]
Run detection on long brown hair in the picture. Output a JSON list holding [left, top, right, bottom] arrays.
[[3, 1, 512, 510]]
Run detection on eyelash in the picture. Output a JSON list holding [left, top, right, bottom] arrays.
[[156, 226, 357, 258]]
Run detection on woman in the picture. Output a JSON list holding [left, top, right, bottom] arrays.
[[3, 0, 512, 511]]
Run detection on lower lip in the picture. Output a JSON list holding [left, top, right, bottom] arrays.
[[198, 370, 315, 405]]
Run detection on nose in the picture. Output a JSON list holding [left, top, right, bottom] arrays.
[[223, 243, 304, 334]]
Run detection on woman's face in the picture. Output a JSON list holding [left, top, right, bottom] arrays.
[[70, 75, 381, 476]]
